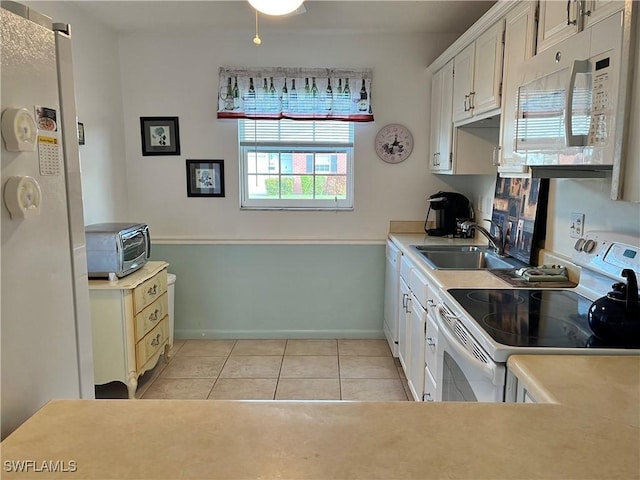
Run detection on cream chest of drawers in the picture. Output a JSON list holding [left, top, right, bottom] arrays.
[[88, 261, 170, 398]]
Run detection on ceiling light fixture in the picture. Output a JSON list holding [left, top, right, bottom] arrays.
[[248, 0, 304, 16]]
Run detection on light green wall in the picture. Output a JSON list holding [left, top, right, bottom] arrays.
[[152, 244, 385, 339]]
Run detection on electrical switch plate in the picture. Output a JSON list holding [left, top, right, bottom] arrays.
[[570, 212, 585, 239]]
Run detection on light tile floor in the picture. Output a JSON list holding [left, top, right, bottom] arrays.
[[95, 339, 411, 401]]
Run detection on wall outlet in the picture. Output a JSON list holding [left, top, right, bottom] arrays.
[[570, 212, 585, 239]]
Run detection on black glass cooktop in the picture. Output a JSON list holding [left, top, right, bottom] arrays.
[[447, 289, 636, 348]]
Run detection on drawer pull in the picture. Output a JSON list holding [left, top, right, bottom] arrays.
[[148, 309, 159, 322], [148, 284, 157, 296], [151, 333, 161, 347]]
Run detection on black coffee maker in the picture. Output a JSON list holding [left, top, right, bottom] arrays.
[[424, 191, 473, 237]]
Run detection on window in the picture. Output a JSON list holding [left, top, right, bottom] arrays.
[[239, 119, 354, 210]]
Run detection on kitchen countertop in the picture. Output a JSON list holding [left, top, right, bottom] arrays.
[[1, 355, 638, 479], [389, 232, 515, 290], [507, 354, 640, 428]]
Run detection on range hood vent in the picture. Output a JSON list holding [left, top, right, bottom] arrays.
[[529, 165, 612, 179]]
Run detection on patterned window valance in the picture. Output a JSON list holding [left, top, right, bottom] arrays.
[[217, 67, 373, 122]]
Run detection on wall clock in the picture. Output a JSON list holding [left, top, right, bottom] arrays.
[[375, 123, 413, 164]]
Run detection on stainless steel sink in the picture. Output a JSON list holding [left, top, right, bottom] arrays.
[[409, 245, 527, 270]]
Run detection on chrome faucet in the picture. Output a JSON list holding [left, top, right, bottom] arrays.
[[460, 219, 506, 256]]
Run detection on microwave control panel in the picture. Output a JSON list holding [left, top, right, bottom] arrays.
[[587, 51, 613, 147]]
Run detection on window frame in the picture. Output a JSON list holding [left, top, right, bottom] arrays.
[[239, 120, 355, 210]]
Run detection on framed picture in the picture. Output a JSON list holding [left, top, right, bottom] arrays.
[[140, 116, 180, 156], [186, 159, 225, 197], [77, 122, 85, 145]]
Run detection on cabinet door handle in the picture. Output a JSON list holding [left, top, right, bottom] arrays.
[[492, 146, 501, 166], [469, 91, 475, 110], [402, 293, 408, 309], [566, 0, 577, 25], [463, 94, 469, 112]]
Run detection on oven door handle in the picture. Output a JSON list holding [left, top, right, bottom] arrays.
[[436, 305, 499, 383]]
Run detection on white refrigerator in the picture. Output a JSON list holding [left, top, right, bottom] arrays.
[[1, 1, 94, 439]]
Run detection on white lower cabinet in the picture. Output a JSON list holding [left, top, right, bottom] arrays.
[[397, 255, 436, 402], [408, 293, 426, 401], [89, 261, 170, 399], [424, 367, 437, 402], [505, 369, 537, 403], [383, 241, 401, 356], [424, 312, 439, 380], [390, 240, 446, 401], [397, 276, 411, 373]]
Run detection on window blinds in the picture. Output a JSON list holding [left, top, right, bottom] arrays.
[[239, 119, 353, 145]]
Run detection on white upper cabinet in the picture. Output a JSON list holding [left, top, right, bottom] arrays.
[[537, 0, 626, 53], [620, 9, 640, 202], [583, 0, 626, 27], [498, 1, 538, 176], [452, 20, 505, 123], [536, 0, 582, 53], [429, 60, 454, 172], [452, 44, 475, 122], [473, 20, 506, 115]]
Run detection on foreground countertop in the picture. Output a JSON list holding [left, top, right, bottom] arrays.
[[507, 354, 640, 427], [1, 356, 638, 479]]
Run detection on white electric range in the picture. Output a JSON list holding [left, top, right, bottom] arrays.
[[433, 231, 640, 402]]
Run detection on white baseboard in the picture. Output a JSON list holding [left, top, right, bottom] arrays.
[[175, 329, 384, 340]]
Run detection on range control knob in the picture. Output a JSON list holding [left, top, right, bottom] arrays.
[[573, 238, 585, 251], [583, 239, 596, 253]]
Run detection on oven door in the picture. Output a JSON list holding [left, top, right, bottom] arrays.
[[435, 303, 505, 402]]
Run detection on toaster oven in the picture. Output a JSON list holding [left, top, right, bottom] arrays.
[[85, 223, 150, 279]]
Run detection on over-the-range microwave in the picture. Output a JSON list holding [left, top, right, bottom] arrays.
[[85, 223, 150, 279], [509, 11, 633, 175]]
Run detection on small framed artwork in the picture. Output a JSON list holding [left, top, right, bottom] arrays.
[[186, 159, 225, 197], [140, 116, 180, 156], [77, 122, 85, 145]]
